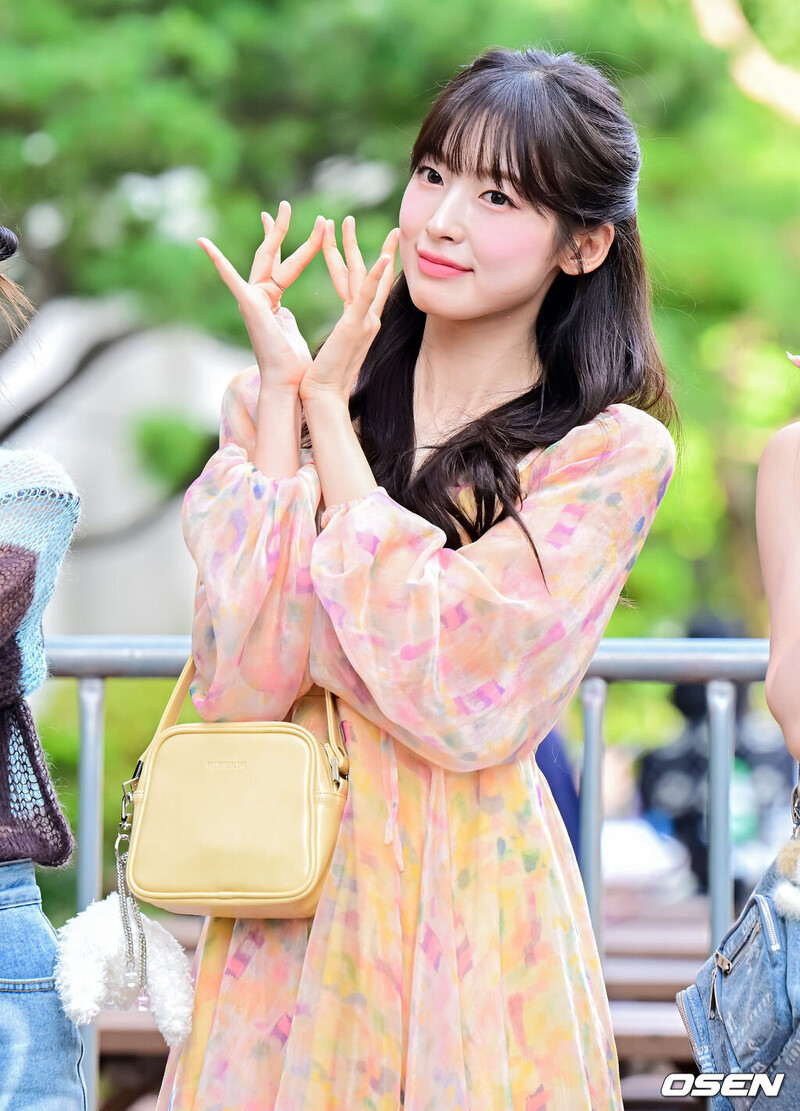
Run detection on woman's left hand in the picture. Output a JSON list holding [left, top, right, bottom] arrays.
[[298, 219, 400, 406]]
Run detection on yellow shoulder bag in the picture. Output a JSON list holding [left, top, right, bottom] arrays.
[[112, 657, 349, 1000]]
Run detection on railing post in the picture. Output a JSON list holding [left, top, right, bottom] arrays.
[[77, 676, 105, 1111], [706, 679, 736, 952], [580, 676, 608, 956]]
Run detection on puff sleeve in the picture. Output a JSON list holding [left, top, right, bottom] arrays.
[[309, 405, 674, 772], [182, 362, 321, 721]]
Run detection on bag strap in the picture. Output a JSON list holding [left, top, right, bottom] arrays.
[[153, 657, 349, 778]]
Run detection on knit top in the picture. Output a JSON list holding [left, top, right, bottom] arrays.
[[0, 448, 80, 866]]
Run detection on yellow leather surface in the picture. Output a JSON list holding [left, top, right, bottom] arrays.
[[125, 659, 348, 919]]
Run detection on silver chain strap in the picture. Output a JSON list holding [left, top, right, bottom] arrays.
[[115, 772, 150, 1010]]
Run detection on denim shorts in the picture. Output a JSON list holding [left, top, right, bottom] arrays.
[[0, 859, 87, 1111]]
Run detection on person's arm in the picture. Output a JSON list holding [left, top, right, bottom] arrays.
[[309, 405, 675, 771], [756, 422, 800, 760], [302, 393, 378, 508], [183, 364, 320, 722], [250, 305, 318, 478], [183, 207, 342, 721], [254, 382, 302, 478]]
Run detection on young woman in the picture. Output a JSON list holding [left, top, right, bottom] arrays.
[[159, 47, 677, 1110], [0, 226, 87, 1108], [756, 352, 800, 765]]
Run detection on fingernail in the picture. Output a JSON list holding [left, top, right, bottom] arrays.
[[788, 351, 799, 363]]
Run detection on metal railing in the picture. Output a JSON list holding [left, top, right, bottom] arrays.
[[43, 633, 772, 1110]]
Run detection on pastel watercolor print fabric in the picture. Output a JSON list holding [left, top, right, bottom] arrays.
[[157, 361, 675, 1111]]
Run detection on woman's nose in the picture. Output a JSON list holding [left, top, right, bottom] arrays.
[[425, 188, 466, 242]]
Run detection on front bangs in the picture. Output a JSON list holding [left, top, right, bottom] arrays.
[[410, 80, 555, 213]]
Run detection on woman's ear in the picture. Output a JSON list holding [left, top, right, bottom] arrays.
[[560, 223, 615, 276]]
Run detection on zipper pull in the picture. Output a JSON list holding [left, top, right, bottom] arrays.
[[714, 950, 732, 974], [708, 966, 719, 1019]]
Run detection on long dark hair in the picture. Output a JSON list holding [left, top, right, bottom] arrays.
[[304, 47, 677, 554], [0, 227, 33, 336]]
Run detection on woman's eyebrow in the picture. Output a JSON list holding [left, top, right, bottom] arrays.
[[480, 169, 520, 192]]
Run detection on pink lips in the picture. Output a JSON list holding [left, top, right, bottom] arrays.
[[417, 250, 471, 279]]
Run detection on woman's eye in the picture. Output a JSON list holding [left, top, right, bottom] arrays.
[[417, 165, 443, 185], [482, 189, 513, 207]]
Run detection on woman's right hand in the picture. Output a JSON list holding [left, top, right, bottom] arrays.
[[198, 201, 324, 397]]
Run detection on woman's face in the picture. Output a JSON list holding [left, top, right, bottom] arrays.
[[398, 155, 563, 322]]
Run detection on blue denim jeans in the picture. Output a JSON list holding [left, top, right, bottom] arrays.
[[0, 859, 87, 1111], [676, 856, 800, 1110]]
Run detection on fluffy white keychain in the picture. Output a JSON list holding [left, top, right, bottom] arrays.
[[54, 891, 194, 1046], [774, 837, 800, 921]]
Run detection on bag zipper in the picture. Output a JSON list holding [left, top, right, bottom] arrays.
[[676, 989, 701, 1057], [754, 893, 781, 952], [713, 916, 761, 978], [707, 910, 765, 1020], [707, 896, 781, 1022]]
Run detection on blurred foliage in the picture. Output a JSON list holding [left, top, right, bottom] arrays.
[[2, 0, 800, 914], [131, 411, 216, 490], [740, 0, 800, 64]]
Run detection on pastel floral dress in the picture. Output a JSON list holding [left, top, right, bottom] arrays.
[[156, 363, 675, 1111]]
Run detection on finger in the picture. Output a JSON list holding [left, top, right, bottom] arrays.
[[248, 217, 285, 308], [342, 215, 367, 301], [247, 213, 273, 285], [249, 202, 291, 284], [246, 210, 280, 284], [352, 252, 391, 317], [351, 227, 398, 314], [273, 199, 291, 255], [321, 219, 350, 302], [274, 204, 289, 269], [379, 225, 400, 258], [274, 215, 326, 289], [198, 237, 249, 300], [372, 230, 400, 317]]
